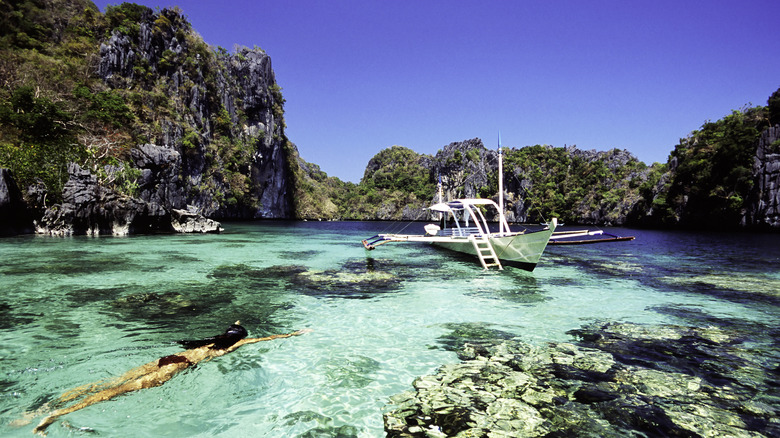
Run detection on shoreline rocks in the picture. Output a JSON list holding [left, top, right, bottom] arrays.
[[384, 321, 779, 437], [171, 208, 222, 233], [35, 162, 221, 236]]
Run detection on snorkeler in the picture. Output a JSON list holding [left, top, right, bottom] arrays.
[[31, 322, 309, 435]]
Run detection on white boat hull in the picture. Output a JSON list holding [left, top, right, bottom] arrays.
[[432, 229, 555, 271]]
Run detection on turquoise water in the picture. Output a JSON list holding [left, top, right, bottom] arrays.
[[1, 221, 778, 437]]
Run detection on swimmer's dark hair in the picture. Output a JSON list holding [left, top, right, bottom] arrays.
[[177, 322, 248, 350]]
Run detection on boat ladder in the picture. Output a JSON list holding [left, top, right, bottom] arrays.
[[470, 235, 503, 270]]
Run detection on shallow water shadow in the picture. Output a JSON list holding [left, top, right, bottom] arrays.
[[0, 301, 37, 329], [433, 321, 520, 352], [467, 272, 549, 304], [2, 252, 140, 276], [324, 355, 381, 389], [282, 408, 359, 437], [252, 259, 406, 299], [66, 286, 128, 305], [278, 249, 323, 260], [649, 304, 780, 346], [108, 288, 233, 321]]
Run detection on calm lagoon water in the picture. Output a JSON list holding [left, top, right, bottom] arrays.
[[0, 221, 778, 437]]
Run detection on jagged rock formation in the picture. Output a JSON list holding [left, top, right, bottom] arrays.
[[1, 2, 777, 232], [9, 4, 293, 235], [429, 139, 497, 202], [95, 6, 291, 220], [346, 138, 655, 224], [35, 162, 220, 236], [37, 162, 150, 236], [354, 127, 780, 230], [746, 125, 780, 228], [424, 139, 652, 225], [131, 143, 186, 214]]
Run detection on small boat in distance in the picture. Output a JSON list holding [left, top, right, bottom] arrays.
[[362, 198, 557, 271], [549, 229, 635, 245]]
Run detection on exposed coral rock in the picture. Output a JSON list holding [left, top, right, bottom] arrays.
[[384, 321, 779, 437]]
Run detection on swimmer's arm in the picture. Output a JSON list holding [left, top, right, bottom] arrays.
[[226, 329, 311, 352]]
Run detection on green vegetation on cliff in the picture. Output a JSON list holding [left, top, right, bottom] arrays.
[[0, 0, 115, 202], [0, 1, 288, 216], [351, 146, 434, 220], [0, 1, 160, 203], [503, 146, 649, 224], [289, 145, 435, 220], [361, 146, 434, 201], [284, 140, 341, 220], [651, 103, 771, 227]]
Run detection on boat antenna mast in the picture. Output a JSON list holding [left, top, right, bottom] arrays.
[[437, 173, 444, 221], [498, 132, 508, 234], [438, 173, 443, 204]]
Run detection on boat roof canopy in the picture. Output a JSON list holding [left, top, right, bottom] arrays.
[[428, 198, 499, 212]]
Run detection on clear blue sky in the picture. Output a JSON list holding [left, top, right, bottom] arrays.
[[93, 0, 780, 182]]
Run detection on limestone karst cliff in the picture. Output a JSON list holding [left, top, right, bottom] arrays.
[[0, 1, 293, 235], [344, 138, 656, 226], [746, 125, 780, 228], [93, 5, 292, 221]]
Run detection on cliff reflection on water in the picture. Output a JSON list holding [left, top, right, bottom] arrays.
[[0, 222, 777, 437]]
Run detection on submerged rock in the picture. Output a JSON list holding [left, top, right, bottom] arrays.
[[290, 269, 400, 298], [250, 259, 403, 299], [384, 321, 779, 437]]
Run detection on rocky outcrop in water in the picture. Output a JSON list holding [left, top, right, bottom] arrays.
[[170, 208, 222, 233], [35, 162, 220, 236], [21, 5, 292, 235], [384, 321, 779, 437]]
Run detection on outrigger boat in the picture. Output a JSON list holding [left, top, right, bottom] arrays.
[[361, 136, 559, 271], [362, 199, 557, 271]]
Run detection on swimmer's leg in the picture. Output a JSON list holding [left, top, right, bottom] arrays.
[[54, 361, 157, 406], [33, 362, 188, 435], [33, 380, 134, 435]]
